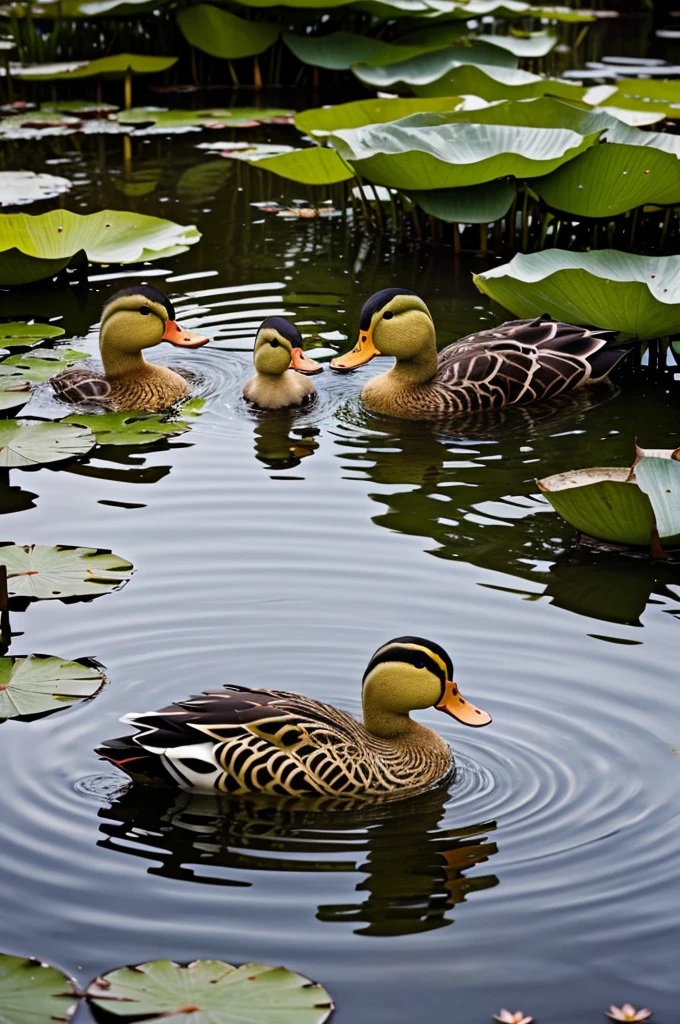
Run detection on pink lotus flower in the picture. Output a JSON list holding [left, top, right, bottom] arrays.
[[492, 1011, 533, 1024], [605, 1005, 653, 1022]]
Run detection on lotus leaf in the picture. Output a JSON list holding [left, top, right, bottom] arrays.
[[295, 96, 463, 134], [413, 96, 616, 135], [63, 407, 200, 446], [120, 107, 291, 133], [17, 54, 178, 80], [0, 172, 72, 208], [254, 147, 354, 185], [0, 210, 200, 286], [0, 543, 133, 600], [86, 959, 334, 1024], [476, 32, 557, 58], [0, 322, 65, 347], [283, 31, 430, 71], [41, 100, 119, 115], [326, 116, 600, 190], [0, 954, 78, 1024], [177, 7, 279, 60], [0, 654, 106, 721], [473, 250, 680, 340], [593, 78, 680, 119], [537, 468, 660, 546], [634, 449, 680, 541], [0, 420, 95, 467], [408, 179, 516, 222], [0, 349, 89, 383]]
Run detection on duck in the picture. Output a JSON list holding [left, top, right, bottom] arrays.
[[96, 635, 492, 796], [50, 285, 209, 412], [243, 316, 322, 409], [331, 288, 626, 420]]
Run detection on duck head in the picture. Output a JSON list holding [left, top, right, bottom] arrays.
[[100, 286, 208, 371], [253, 317, 323, 376], [362, 635, 491, 738], [332, 289, 435, 371]]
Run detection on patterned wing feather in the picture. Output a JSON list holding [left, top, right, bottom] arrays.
[[50, 369, 111, 404]]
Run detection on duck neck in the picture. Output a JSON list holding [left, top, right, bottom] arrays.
[[363, 702, 422, 741], [101, 331, 149, 379], [388, 328, 438, 387]]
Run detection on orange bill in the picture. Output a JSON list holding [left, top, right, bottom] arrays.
[[291, 347, 323, 375], [162, 320, 209, 348], [330, 328, 380, 371], [436, 680, 492, 727]]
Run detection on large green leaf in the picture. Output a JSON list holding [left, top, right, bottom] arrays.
[[407, 179, 516, 221], [86, 959, 334, 1024], [0, 210, 200, 286], [476, 31, 557, 58], [296, 96, 462, 135], [634, 449, 680, 541], [473, 250, 680, 340], [419, 96, 617, 134], [283, 31, 430, 71], [326, 115, 600, 190], [177, 6, 279, 59], [0, 348, 89, 383], [17, 54, 177, 80], [254, 147, 354, 185], [0, 172, 72, 208], [0, 954, 78, 1024], [0, 654, 105, 721], [0, 420, 95, 467], [0, 544, 133, 600], [64, 402, 203, 446], [0, 322, 65, 348], [0, 382, 32, 414]]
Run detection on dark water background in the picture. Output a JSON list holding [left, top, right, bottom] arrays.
[[0, 69, 679, 1024]]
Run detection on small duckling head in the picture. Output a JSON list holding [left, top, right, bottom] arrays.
[[101, 286, 208, 356], [362, 636, 491, 731], [332, 289, 434, 370], [253, 317, 322, 376]]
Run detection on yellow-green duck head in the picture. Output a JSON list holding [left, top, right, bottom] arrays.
[[362, 636, 492, 726], [100, 285, 209, 356], [332, 289, 434, 371], [253, 317, 323, 377]]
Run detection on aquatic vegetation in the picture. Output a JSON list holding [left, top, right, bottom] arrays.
[[86, 959, 335, 1024], [177, 6, 279, 61], [253, 147, 354, 185], [0, 420, 96, 468], [0, 323, 66, 349], [0, 382, 31, 414], [0, 172, 72, 207], [63, 403, 203, 447], [0, 210, 200, 286], [294, 96, 465, 134], [474, 251, 680, 339], [0, 348, 89, 384], [0, 954, 78, 1023], [0, 654, 106, 722], [119, 106, 292, 133], [0, 544, 133, 600]]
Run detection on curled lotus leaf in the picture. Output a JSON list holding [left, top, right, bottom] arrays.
[[86, 958, 334, 1024], [634, 448, 680, 542], [283, 31, 514, 72], [0, 543, 133, 600], [253, 147, 354, 185], [476, 32, 557, 58], [0, 209, 200, 286], [0, 420, 95, 468], [295, 96, 463, 134], [0, 953, 78, 1023], [407, 179, 516, 222], [0, 654, 106, 722], [16, 54, 178, 80], [537, 467, 658, 546], [473, 250, 680, 340], [177, 6, 279, 60], [0, 172, 72, 208]]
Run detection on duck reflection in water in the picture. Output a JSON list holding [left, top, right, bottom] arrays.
[[97, 783, 498, 937], [251, 411, 320, 473]]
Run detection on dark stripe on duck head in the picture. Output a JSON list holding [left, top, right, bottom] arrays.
[[359, 288, 416, 330], [258, 316, 302, 348], [362, 635, 453, 692], [106, 285, 176, 321]]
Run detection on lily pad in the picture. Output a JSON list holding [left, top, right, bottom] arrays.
[[0, 348, 89, 383], [408, 179, 516, 222], [537, 467, 657, 546], [17, 54, 178, 80], [0, 544, 133, 600], [63, 406, 200, 446], [0, 654, 106, 722], [476, 31, 557, 58], [177, 6, 279, 60], [255, 147, 354, 185], [634, 448, 680, 541], [0, 210, 200, 287], [0, 953, 78, 1023], [295, 96, 463, 134], [120, 107, 291, 134], [86, 959, 334, 1024], [0, 172, 72, 208], [473, 250, 680, 340], [0, 383, 32, 414], [0, 420, 95, 468], [0, 322, 66, 349]]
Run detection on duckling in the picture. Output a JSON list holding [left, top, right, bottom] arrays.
[[243, 317, 323, 410], [50, 285, 208, 412], [331, 288, 626, 420], [96, 636, 491, 796]]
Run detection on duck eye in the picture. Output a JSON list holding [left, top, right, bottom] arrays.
[[383, 311, 394, 321], [413, 656, 426, 669], [139, 306, 151, 316], [270, 340, 280, 348]]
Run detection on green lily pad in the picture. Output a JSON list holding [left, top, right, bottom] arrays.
[[86, 959, 334, 1024], [0, 210, 200, 287], [63, 407, 200, 446], [0, 420, 95, 467], [0, 953, 78, 1023], [177, 6, 279, 60], [408, 179, 516, 222], [473, 250, 680, 340], [0, 322, 65, 349], [0, 172, 72, 208], [295, 96, 463, 134], [476, 31, 557, 58], [17, 54, 178, 80], [255, 147, 354, 185], [120, 107, 291, 134], [0, 654, 106, 721], [0, 382, 32, 414], [0, 544, 133, 600], [0, 349, 89, 384]]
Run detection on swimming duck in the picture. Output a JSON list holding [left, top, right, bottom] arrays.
[[331, 288, 626, 420], [50, 285, 209, 412], [96, 636, 491, 796], [243, 317, 322, 409]]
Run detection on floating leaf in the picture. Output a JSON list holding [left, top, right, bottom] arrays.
[[0, 172, 72, 208], [86, 959, 334, 1024], [0, 544, 133, 600], [177, 6, 279, 60], [295, 96, 463, 134], [120, 106, 291, 134], [0, 348, 89, 383], [0, 953, 78, 1023], [255, 147, 354, 185], [0, 420, 95, 467], [0, 209, 200, 286], [634, 449, 680, 541], [408, 179, 516, 222], [63, 409, 196, 446], [0, 382, 32, 414], [0, 322, 65, 348], [0, 654, 106, 721], [17, 54, 178, 80], [537, 468, 660, 546], [473, 250, 680, 340], [283, 31, 431, 71], [477, 32, 556, 58]]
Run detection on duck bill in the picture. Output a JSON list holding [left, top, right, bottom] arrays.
[[291, 347, 323, 375], [331, 329, 380, 371], [436, 680, 492, 727], [162, 320, 209, 348]]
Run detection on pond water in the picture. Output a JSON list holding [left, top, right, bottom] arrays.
[[0, 126, 679, 1024]]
